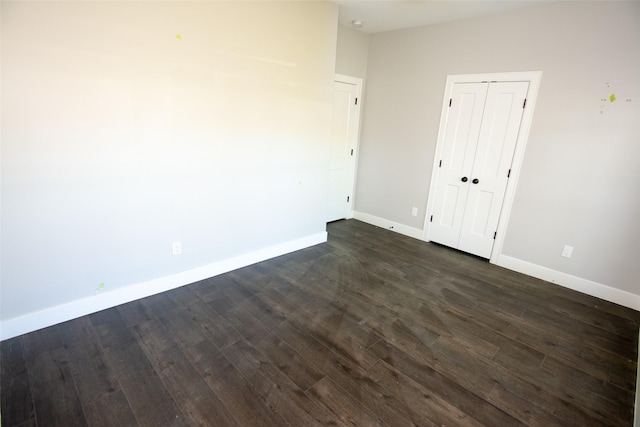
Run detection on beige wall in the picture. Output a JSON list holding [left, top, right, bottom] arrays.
[[356, 2, 640, 299], [1, 1, 338, 330]]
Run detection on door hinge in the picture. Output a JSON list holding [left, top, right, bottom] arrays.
[[523, 99, 527, 108], [493, 231, 497, 239], [449, 99, 452, 107], [351, 149, 354, 156], [355, 98, 358, 106], [507, 169, 511, 178], [439, 160, 442, 168], [430, 215, 433, 223], [347, 196, 350, 202]]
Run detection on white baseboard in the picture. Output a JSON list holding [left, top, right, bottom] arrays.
[[495, 254, 640, 311], [352, 211, 423, 240], [0, 232, 327, 341], [350, 211, 640, 312]]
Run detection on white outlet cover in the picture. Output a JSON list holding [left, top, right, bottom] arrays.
[[562, 245, 573, 258], [172, 241, 182, 255]]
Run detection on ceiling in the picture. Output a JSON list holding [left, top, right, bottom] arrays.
[[333, 0, 558, 34]]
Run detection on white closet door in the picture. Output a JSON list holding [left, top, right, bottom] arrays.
[[429, 81, 529, 258], [428, 83, 488, 248], [328, 79, 360, 222], [458, 82, 529, 257]]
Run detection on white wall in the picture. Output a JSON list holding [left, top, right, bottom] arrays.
[[356, 2, 640, 306], [335, 24, 370, 79], [0, 1, 338, 339]]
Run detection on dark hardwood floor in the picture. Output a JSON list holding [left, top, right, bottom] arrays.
[[2, 219, 639, 426]]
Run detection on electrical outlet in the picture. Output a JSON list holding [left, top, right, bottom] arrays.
[[562, 245, 573, 258], [172, 241, 182, 256], [411, 207, 418, 217]]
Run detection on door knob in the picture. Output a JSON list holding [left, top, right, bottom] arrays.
[[461, 177, 468, 182], [472, 178, 479, 184]]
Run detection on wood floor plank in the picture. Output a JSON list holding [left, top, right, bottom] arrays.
[[176, 298, 243, 350], [0, 337, 35, 426], [84, 390, 138, 427], [271, 319, 426, 426], [540, 355, 635, 424], [220, 281, 257, 306], [307, 377, 385, 427], [417, 301, 500, 360], [521, 306, 637, 359], [288, 305, 380, 370], [473, 301, 615, 381], [254, 331, 325, 391], [253, 287, 303, 321], [221, 303, 273, 344], [283, 289, 382, 348], [272, 320, 369, 397], [283, 269, 443, 357], [183, 339, 287, 426], [221, 340, 342, 426], [90, 309, 188, 427], [368, 339, 522, 426], [228, 266, 278, 293], [138, 292, 183, 316], [57, 317, 119, 406], [116, 301, 156, 328], [239, 295, 289, 330], [466, 345, 601, 426], [25, 345, 87, 427], [188, 275, 235, 300], [486, 382, 568, 427], [2, 219, 638, 426], [154, 307, 208, 349], [365, 360, 485, 427], [135, 326, 241, 427]]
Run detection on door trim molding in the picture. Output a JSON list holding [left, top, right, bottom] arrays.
[[335, 73, 362, 86], [422, 71, 542, 264]]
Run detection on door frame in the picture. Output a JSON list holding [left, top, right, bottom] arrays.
[[333, 73, 363, 220], [423, 71, 542, 264]]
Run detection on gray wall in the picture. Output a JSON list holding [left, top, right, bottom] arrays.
[[335, 24, 370, 79], [356, 2, 640, 297], [1, 1, 338, 327]]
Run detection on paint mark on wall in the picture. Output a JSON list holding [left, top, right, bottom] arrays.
[[599, 82, 629, 114], [176, 34, 183, 40]]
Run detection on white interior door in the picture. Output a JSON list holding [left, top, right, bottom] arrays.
[[327, 76, 361, 222], [429, 81, 529, 258], [428, 83, 488, 248], [458, 82, 529, 256]]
